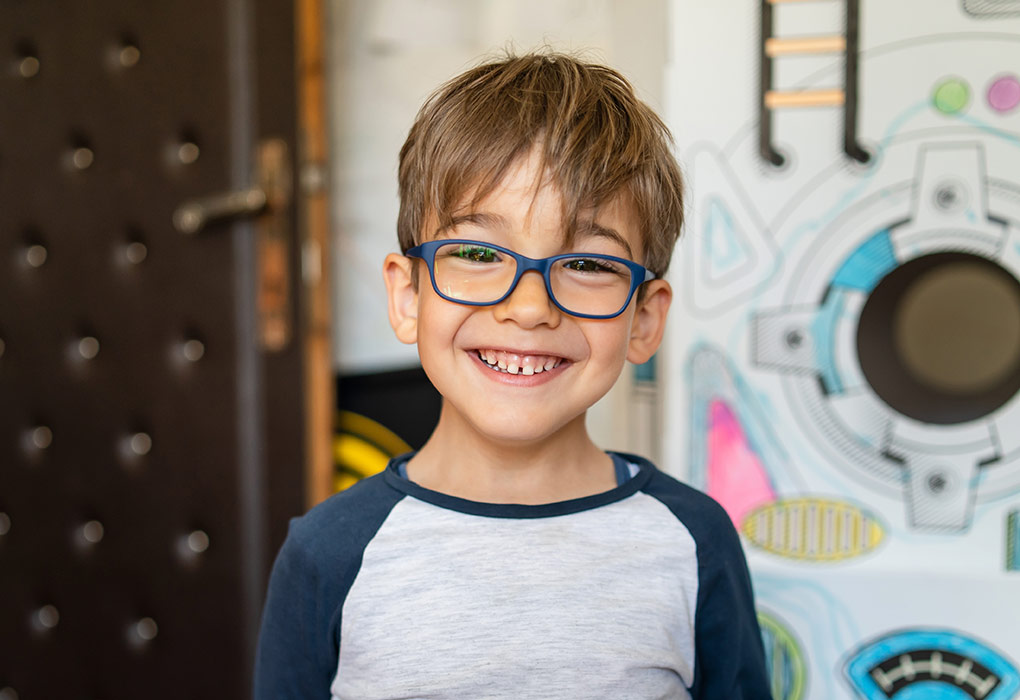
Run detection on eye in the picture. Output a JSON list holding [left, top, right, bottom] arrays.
[[449, 245, 500, 263], [562, 257, 623, 274]]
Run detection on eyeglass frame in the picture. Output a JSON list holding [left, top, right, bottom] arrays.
[[404, 238, 656, 320]]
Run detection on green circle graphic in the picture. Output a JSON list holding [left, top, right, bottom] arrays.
[[758, 611, 807, 700], [932, 78, 970, 114]]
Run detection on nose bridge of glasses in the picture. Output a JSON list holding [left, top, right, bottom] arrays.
[[499, 256, 558, 312], [499, 253, 547, 294]]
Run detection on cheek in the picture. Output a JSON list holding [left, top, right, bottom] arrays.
[[415, 295, 471, 353], [583, 318, 633, 366]]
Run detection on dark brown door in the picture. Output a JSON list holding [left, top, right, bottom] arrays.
[[0, 1, 310, 697]]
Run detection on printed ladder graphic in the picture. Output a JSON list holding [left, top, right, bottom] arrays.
[[759, 0, 868, 165]]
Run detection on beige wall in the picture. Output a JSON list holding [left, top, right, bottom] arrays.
[[327, 0, 670, 453]]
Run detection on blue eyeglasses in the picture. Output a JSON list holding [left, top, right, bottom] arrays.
[[405, 239, 654, 319]]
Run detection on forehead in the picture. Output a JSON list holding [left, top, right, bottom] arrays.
[[427, 151, 644, 257]]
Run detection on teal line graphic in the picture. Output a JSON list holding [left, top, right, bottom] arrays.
[[687, 344, 790, 494], [775, 101, 929, 251], [704, 196, 748, 277], [811, 290, 847, 395], [754, 575, 861, 698]]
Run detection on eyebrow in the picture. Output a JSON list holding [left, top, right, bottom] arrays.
[[434, 212, 634, 259], [576, 222, 634, 259], [433, 212, 506, 238]]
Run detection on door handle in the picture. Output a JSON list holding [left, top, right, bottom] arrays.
[[172, 187, 267, 235], [172, 139, 294, 351]]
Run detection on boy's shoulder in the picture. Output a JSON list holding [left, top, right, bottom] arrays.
[[620, 452, 730, 518], [284, 467, 404, 559], [620, 452, 741, 555]]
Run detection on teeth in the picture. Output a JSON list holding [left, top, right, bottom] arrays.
[[476, 349, 563, 375]]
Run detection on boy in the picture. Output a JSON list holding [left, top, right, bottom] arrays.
[[255, 51, 769, 699]]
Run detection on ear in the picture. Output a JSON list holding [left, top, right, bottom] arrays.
[[383, 252, 419, 344], [627, 279, 672, 364]]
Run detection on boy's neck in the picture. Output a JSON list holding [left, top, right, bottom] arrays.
[[406, 404, 616, 505]]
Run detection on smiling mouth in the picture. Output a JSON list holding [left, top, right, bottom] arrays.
[[475, 349, 566, 376]]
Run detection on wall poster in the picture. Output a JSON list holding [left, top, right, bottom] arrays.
[[666, 1, 1020, 697]]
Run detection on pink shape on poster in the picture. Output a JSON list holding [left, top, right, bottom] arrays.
[[706, 400, 777, 528], [988, 74, 1020, 113]]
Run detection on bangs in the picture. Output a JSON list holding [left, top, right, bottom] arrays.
[[398, 51, 684, 277]]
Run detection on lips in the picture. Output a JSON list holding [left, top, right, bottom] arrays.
[[475, 349, 566, 375]]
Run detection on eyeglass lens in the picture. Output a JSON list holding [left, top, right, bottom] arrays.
[[432, 242, 634, 316]]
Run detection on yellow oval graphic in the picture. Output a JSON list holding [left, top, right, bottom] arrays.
[[741, 497, 885, 562]]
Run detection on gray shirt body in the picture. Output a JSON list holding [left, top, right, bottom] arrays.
[[254, 453, 770, 699]]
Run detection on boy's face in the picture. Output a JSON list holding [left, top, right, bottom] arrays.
[[384, 149, 671, 447]]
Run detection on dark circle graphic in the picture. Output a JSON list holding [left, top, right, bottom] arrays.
[[857, 252, 1020, 425], [927, 472, 948, 494]]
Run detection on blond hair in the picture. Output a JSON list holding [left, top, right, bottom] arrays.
[[397, 51, 684, 277]]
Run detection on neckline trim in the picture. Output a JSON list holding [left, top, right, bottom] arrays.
[[382, 451, 655, 519]]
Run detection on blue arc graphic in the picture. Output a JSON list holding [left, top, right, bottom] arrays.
[[845, 629, 1020, 700]]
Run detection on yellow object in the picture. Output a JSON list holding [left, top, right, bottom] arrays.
[[332, 411, 412, 492], [742, 497, 885, 562]]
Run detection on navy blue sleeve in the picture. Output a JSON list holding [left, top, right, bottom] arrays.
[[642, 467, 771, 699], [253, 471, 405, 699], [254, 523, 338, 699]]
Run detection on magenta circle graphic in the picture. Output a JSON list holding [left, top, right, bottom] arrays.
[[987, 74, 1020, 113]]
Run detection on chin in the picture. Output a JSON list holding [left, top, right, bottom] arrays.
[[466, 410, 583, 446]]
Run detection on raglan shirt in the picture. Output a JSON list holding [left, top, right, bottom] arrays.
[[253, 453, 770, 699]]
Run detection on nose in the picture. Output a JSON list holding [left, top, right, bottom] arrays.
[[492, 269, 561, 328]]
